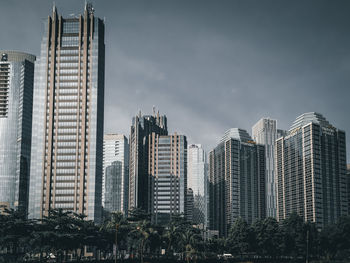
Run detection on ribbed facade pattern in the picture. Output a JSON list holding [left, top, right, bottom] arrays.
[[128, 111, 167, 213], [209, 129, 265, 237], [29, 5, 105, 222], [252, 118, 278, 218], [149, 133, 187, 224], [276, 113, 348, 228]]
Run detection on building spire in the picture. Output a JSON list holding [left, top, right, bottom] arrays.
[[52, 1, 57, 14], [85, 1, 94, 15]]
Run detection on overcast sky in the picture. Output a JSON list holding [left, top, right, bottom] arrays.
[[1, 0, 350, 161]]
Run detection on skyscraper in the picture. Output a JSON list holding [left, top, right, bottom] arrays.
[[103, 134, 129, 213], [0, 51, 35, 214], [104, 161, 123, 213], [252, 118, 279, 218], [209, 128, 265, 237], [275, 112, 348, 228], [149, 133, 187, 224], [28, 4, 105, 222], [129, 110, 168, 213], [187, 144, 208, 227]]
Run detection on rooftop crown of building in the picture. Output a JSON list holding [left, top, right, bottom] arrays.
[[289, 112, 331, 131], [221, 128, 252, 143]]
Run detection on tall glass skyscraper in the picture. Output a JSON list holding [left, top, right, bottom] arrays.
[[209, 128, 266, 237], [149, 133, 187, 224], [129, 110, 168, 213], [103, 134, 129, 213], [275, 112, 348, 228], [104, 161, 123, 213], [187, 144, 208, 227], [0, 51, 35, 214], [252, 118, 278, 218], [28, 4, 105, 222]]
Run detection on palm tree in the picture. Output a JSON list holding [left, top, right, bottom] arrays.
[[180, 228, 201, 263], [164, 214, 190, 257], [102, 212, 127, 263], [137, 220, 156, 263]]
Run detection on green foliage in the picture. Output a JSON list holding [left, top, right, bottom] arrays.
[[252, 217, 283, 257], [0, 208, 350, 262], [226, 217, 255, 255]]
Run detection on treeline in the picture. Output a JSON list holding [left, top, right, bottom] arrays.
[[1, 208, 350, 263]]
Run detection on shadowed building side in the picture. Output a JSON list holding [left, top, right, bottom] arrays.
[[0, 51, 35, 215], [209, 128, 266, 237], [275, 112, 348, 228], [128, 110, 168, 213]]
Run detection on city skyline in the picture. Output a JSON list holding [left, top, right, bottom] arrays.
[[1, 0, 350, 162]]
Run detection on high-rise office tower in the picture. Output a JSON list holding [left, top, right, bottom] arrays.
[[252, 118, 279, 218], [104, 161, 123, 213], [129, 110, 168, 213], [149, 133, 187, 224], [103, 134, 129, 213], [209, 128, 265, 237], [275, 112, 348, 228], [28, 4, 105, 222], [0, 51, 35, 214], [187, 144, 208, 227]]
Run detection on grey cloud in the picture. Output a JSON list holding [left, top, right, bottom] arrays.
[[1, 0, 350, 161]]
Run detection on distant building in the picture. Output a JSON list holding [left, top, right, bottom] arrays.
[[347, 164, 350, 217], [28, 4, 105, 222], [275, 112, 348, 228], [129, 110, 168, 213], [103, 134, 129, 213], [252, 118, 284, 218], [0, 51, 35, 214], [209, 128, 265, 237], [149, 133, 187, 224], [104, 161, 123, 213], [185, 188, 194, 223], [187, 144, 208, 227]]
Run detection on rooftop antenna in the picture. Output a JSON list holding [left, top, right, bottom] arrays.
[[153, 105, 156, 116]]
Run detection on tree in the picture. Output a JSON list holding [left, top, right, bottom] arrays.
[[163, 214, 190, 257], [0, 207, 32, 262], [101, 212, 129, 262], [252, 217, 282, 257], [226, 218, 254, 257], [180, 228, 202, 263], [280, 212, 307, 259]]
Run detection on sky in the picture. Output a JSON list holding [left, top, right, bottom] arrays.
[[1, 0, 350, 161]]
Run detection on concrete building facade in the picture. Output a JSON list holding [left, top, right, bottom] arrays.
[[275, 112, 348, 228], [209, 128, 265, 237], [128, 110, 168, 213], [28, 4, 105, 222], [149, 133, 187, 224]]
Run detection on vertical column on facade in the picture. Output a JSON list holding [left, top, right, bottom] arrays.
[[85, 8, 95, 216], [74, 16, 83, 212], [51, 16, 63, 211], [41, 12, 57, 218]]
